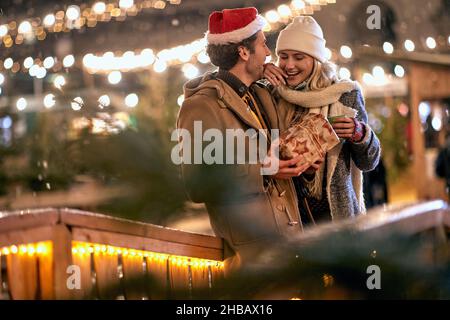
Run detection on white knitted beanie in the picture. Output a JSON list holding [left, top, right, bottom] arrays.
[[276, 16, 327, 63]]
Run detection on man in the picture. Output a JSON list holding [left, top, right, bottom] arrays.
[[176, 7, 307, 272]]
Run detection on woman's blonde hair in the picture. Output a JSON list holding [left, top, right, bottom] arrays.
[[305, 59, 339, 91]]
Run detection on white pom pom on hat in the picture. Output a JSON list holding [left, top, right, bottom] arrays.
[[276, 16, 327, 63]]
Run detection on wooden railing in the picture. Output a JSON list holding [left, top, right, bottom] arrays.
[[0, 208, 224, 300], [1, 201, 449, 300]]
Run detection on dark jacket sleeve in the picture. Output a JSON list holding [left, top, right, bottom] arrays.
[[340, 89, 381, 171]]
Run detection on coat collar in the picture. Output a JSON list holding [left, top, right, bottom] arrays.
[[183, 72, 276, 131], [218, 79, 264, 130]]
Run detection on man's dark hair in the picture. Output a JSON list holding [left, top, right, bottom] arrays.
[[206, 32, 258, 70]]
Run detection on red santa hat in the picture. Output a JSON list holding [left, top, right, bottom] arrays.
[[206, 7, 267, 45]]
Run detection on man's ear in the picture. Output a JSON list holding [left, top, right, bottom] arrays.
[[238, 46, 250, 62]]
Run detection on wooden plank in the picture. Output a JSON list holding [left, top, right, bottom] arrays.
[[51, 225, 74, 299], [0, 226, 54, 248], [71, 251, 92, 299], [191, 265, 209, 295], [60, 209, 223, 250], [93, 252, 120, 299], [0, 209, 60, 234], [146, 256, 169, 300], [122, 254, 146, 300], [6, 252, 38, 300], [38, 243, 54, 300], [72, 228, 223, 261]]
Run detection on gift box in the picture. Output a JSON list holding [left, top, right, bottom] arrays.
[[279, 113, 340, 164]]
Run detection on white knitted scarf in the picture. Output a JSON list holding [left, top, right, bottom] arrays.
[[277, 79, 366, 218]]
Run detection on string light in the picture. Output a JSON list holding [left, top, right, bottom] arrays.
[[16, 97, 27, 111], [98, 94, 111, 108], [18, 21, 32, 34], [35, 67, 47, 79], [44, 93, 56, 108], [0, 24, 8, 37], [177, 94, 185, 107], [124, 93, 139, 108], [153, 60, 167, 73], [0, 242, 51, 256], [182, 63, 199, 79], [43, 14, 56, 27], [394, 65, 405, 78], [404, 39, 415, 52], [426, 36, 436, 49], [4, 58, 13, 69], [265, 10, 280, 24], [291, 0, 306, 10], [66, 5, 81, 21], [43, 57, 55, 69], [0, 0, 184, 49], [338, 67, 351, 79], [340, 45, 352, 59], [54, 75, 66, 89], [197, 51, 210, 64], [71, 97, 84, 111], [277, 4, 292, 18], [93, 2, 107, 15], [383, 41, 394, 54], [108, 70, 122, 84], [119, 0, 134, 9], [23, 57, 34, 69], [70, 241, 224, 269], [63, 54, 75, 68]]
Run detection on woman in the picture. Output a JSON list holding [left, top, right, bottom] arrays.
[[264, 16, 381, 226]]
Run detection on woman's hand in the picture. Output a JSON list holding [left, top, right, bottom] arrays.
[[304, 158, 324, 176], [263, 63, 287, 87], [331, 117, 356, 139], [272, 155, 310, 180], [262, 141, 310, 179]]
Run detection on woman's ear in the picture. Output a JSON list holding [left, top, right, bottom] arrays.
[[238, 46, 250, 62]]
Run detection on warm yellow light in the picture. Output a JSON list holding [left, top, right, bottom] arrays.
[[291, 0, 306, 10], [66, 5, 81, 20], [19, 245, 28, 254], [10, 245, 18, 254], [36, 243, 46, 254], [43, 14, 56, 27], [28, 246, 36, 255], [70, 241, 223, 269], [277, 4, 292, 18], [18, 21, 32, 34], [265, 10, 280, 24]]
